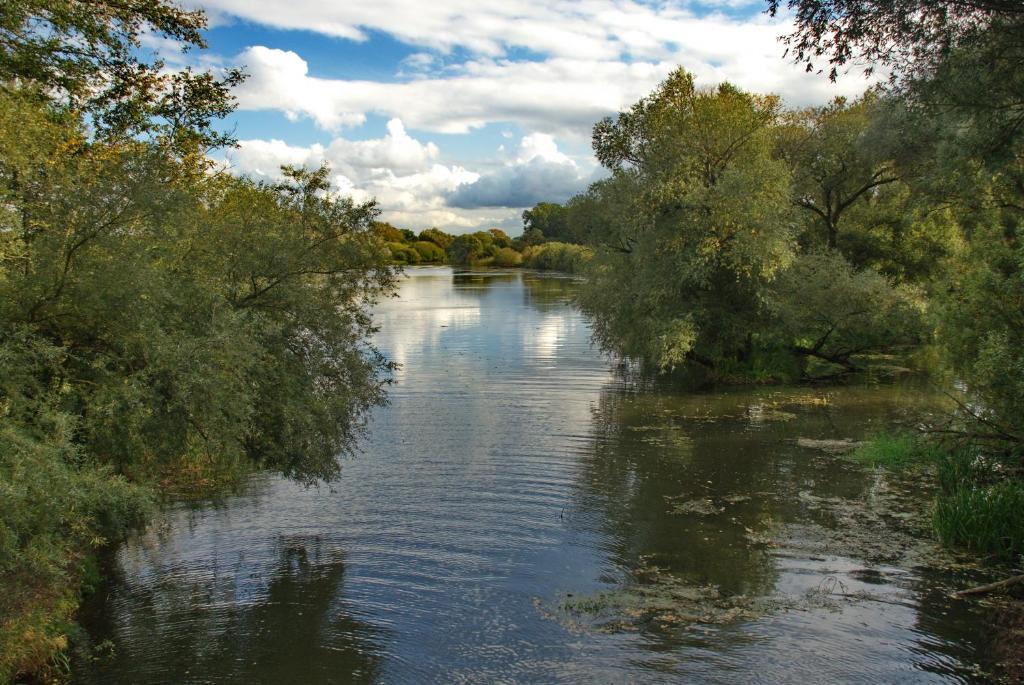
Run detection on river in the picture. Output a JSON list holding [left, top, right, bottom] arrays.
[[74, 267, 1004, 684]]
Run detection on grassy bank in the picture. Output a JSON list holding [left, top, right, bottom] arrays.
[[850, 435, 1024, 560]]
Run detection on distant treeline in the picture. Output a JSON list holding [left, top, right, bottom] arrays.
[[371, 222, 592, 273]]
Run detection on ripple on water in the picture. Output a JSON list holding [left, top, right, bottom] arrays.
[[74, 267, 998, 685]]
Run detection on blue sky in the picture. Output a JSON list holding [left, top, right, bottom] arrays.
[[167, 0, 876, 234]]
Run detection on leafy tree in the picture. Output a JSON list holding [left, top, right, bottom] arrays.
[[564, 172, 650, 254], [0, 61, 394, 679], [418, 227, 453, 249], [578, 69, 795, 372], [771, 0, 1024, 446], [778, 93, 899, 250], [371, 221, 406, 243], [517, 227, 545, 248], [488, 228, 513, 248], [0, 0, 243, 151], [447, 233, 485, 266], [766, 0, 1024, 83], [523, 202, 575, 243], [412, 240, 445, 262], [492, 247, 523, 267], [769, 251, 927, 375]]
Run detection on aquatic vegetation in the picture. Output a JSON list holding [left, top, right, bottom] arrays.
[[848, 434, 942, 468], [797, 438, 864, 455], [934, 480, 1024, 560]]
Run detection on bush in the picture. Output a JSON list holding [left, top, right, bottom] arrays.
[[522, 242, 593, 273], [492, 247, 523, 267], [447, 234, 485, 266], [412, 240, 445, 263], [387, 242, 420, 264]]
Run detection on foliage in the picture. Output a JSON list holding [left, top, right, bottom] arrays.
[[492, 247, 523, 267], [387, 241, 420, 264], [0, 0, 243, 153], [372, 221, 406, 244], [0, 331, 152, 682], [766, 0, 1023, 83], [936, 206, 1024, 445], [0, 69, 393, 676], [446, 233, 485, 266], [777, 93, 899, 250], [578, 69, 796, 373], [523, 202, 581, 244], [412, 240, 446, 263], [522, 242, 592, 273], [419, 227, 454, 249], [488, 228, 513, 249], [517, 227, 545, 248], [769, 251, 927, 374]]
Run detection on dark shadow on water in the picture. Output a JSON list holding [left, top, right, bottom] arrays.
[[74, 535, 384, 684]]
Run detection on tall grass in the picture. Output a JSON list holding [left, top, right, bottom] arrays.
[[933, 480, 1024, 559], [850, 434, 1024, 560]]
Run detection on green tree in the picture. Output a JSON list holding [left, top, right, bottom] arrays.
[[447, 233, 485, 266], [419, 227, 454, 249], [778, 93, 899, 250], [769, 251, 927, 375], [578, 69, 796, 373], [488, 228, 513, 248], [523, 202, 574, 242], [0, 0, 243, 151], [371, 221, 406, 243]]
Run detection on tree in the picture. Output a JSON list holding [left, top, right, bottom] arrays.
[[488, 228, 513, 248], [778, 93, 899, 250], [446, 234, 485, 266], [371, 221, 405, 243], [523, 202, 575, 243], [0, 45, 393, 676], [769, 251, 927, 375], [0, 0, 243, 151], [577, 69, 796, 372], [767, 0, 1024, 82], [418, 227, 453, 249], [517, 227, 545, 248], [771, 0, 1024, 445]]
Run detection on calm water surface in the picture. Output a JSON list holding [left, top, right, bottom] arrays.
[[76, 267, 1001, 684]]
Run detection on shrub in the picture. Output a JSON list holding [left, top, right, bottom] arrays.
[[492, 247, 523, 267], [522, 242, 593, 273], [412, 240, 445, 263], [387, 242, 420, 264]]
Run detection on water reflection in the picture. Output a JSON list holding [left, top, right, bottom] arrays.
[[75, 267, 1003, 684], [77, 532, 383, 684]]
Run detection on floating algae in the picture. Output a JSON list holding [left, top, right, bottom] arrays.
[[796, 438, 865, 455], [665, 495, 723, 516], [534, 560, 857, 635]]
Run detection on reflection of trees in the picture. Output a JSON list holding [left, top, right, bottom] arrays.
[[571, 381, 945, 593], [77, 536, 384, 684], [571, 379, 967, 658], [572, 385, 781, 599], [451, 270, 518, 294], [521, 274, 580, 313], [910, 569, 1024, 683]]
